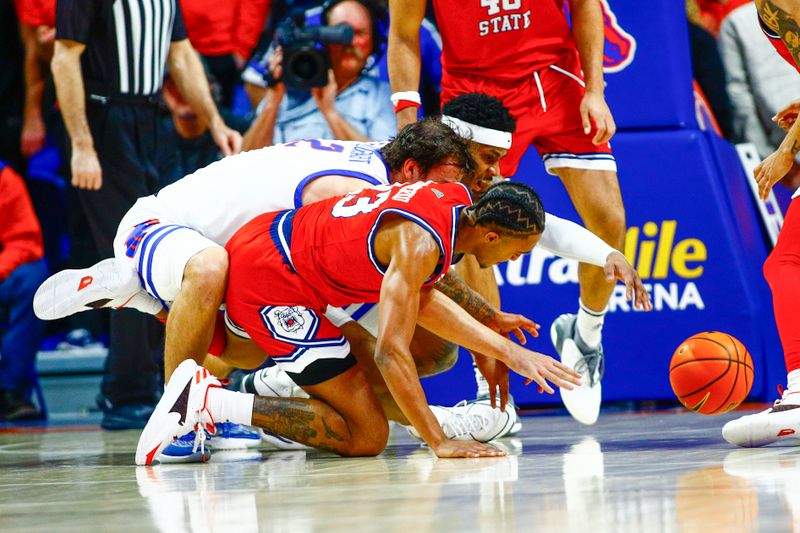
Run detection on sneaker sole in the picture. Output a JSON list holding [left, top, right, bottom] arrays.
[[135, 360, 197, 466], [33, 258, 136, 320]]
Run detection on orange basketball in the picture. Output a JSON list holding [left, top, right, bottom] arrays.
[[669, 332, 754, 415]]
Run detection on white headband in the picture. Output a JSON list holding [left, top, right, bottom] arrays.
[[441, 115, 512, 149]]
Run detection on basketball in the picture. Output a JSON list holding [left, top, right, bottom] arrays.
[[669, 332, 754, 415]]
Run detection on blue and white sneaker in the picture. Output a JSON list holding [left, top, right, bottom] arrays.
[[159, 431, 212, 464], [213, 422, 262, 450]]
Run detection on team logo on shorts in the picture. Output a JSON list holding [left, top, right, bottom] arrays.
[[275, 306, 305, 333], [260, 305, 321, 345]]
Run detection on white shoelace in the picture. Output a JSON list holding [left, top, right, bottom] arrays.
[[440, 401, 491, 439], [191, 424, 208, 456]]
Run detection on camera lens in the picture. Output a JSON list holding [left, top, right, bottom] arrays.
[[292, 52, 319, 81]]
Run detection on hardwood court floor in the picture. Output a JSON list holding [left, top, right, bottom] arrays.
[[0, 409, 794, 532]]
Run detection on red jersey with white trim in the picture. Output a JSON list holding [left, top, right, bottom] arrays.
[[228, 181, 472, 310], [758, 10, 800, 73], [433, 0, 578, 81]]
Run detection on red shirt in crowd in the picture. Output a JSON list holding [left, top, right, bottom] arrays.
[[0, 164, 44, 282], [179, 0, 271, 59], [14, 0, 56, 27]]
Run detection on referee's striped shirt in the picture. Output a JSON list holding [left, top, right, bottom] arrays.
[[56, 0, 187, 97]]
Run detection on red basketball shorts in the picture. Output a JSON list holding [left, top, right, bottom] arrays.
[[224, 210, 356, 386], [441, 52, 617, 178]]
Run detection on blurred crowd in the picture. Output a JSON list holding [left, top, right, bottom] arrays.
[[0, 0, 442, 425]]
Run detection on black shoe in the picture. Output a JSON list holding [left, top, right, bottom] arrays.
[[0, 390, 41, 422], [100, 402, 155, 430]]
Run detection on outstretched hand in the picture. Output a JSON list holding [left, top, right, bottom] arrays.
[[774, 99, 800, 132], [485, 310, 540, 344], [432, 439, 506, 458], [603, 251, 652, 311], [755, 148, 795, 200], [505, 349, 582, 394]]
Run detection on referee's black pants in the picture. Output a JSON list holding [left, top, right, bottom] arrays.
[[78, 97, 181, 407]]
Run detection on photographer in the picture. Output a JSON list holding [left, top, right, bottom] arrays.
[[242, 0, 396, 150]]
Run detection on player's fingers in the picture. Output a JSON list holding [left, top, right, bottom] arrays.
[[581, 107, 592, 135], [519, 319, 540, 338], [499, 376, 509, 412], [511, 327, 527, 345], [476, 444, 505, 457], [528, 372, 554, 394], [592, 119, 607, 145], [553, 360, 582, 380], [606, 115, 617, 139], [604, 261, 616, 282], [230, 132, 243, 155], [626, 272, 634, 302], [489, 383, 497, 409]]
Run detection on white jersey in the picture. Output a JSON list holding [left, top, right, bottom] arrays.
[[123, 139, 391, 245]]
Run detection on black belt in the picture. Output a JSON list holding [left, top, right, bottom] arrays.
[[86, 87, 162, 106]]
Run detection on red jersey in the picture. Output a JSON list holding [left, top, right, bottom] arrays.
[[227, 181, 472, 311], [15, 0, 55, 27], [0, 163, 44, 281], [432, 0, 577, 81], [758, 10, 800, 73], [179, 0, 270, 58]]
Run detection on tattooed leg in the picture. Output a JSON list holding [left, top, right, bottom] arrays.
[[251, 365, 389, 457]]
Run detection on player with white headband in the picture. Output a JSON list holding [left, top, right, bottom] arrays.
[[247, 93, 649, 445]]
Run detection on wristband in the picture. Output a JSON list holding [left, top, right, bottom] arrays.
[[391, 91, 421, 113]]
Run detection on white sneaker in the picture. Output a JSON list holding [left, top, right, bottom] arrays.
[[722, 390, 800, 447], [474, 358, 523, 435], [259, 429, 309, 450], [407, 399, 515, 443], [551, 313, 604, 426], [240, 364, 309, 399], [33, 257, 162, 320], [135, 360, 223, 466], [475, 391, 522, 436]]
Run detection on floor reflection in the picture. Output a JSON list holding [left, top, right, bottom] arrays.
[[5, 411, 800, 532]]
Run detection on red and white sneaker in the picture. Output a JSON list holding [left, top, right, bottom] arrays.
[[135, 360, 223, 466], [33, 257, 162, 320], [722, 387, 800, 447]]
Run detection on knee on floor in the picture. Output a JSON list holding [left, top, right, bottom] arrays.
[[341, 420, 390, 457]]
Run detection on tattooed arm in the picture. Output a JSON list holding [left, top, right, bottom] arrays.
[[434, 267, 496, 324], [434, 264, 539, 339], [754, 0, 800, 199]]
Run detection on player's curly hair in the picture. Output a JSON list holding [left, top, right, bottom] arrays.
[[442, 93, 517, 134], [465, 181, 545, 235], [380, 117, 477, 178]]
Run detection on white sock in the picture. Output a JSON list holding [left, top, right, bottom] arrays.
[[787, 369, 800, 394], [576, 300, 606, 349], [473, 361, 490, 397], [206, 388, 254, 426]]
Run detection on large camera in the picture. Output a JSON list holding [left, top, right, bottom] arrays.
[[275, 17, 354, 89]]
